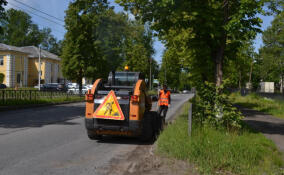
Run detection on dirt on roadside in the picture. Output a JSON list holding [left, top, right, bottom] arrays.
[[98, 144, 198, 175]]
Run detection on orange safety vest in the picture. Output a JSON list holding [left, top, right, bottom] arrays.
[[159, 90, 170, 106]]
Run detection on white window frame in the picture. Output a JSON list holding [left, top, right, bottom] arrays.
[[0, 55, 4, 66]]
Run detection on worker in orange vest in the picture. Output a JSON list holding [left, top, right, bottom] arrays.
[[158, 84, 171, 122]]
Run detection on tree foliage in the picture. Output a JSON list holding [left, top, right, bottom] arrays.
[[0, 0, 7, 34], [0, 9, 62, 54], [117, 0, 281, 127], [258, 11, 284, 88], [62, 0, 110, 89], [121, 22, 158, 82], [62, 0, 157, 88]]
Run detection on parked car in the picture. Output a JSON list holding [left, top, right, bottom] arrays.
[[68, 85, 88, 95], [85, 84, 93, 90], [40, 83, 67, 91], [0, 84, 7, 89], [67, 83, 78, 89], [57, 84, 68, 92], [42, 83, 58, 91], [182, 90, 190, 94], [34, 84, 45, 89]]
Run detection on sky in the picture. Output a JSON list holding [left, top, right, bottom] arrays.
[[5, 0, 273, 62]]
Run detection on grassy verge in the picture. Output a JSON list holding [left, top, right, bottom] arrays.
[[148, 89, 158, 96], [230, 92, 284, 119], [0, 96, 84, 106], [156, 103, 283, 175]]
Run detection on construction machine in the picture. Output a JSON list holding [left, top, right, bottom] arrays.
[[85, 71, 161, 141]]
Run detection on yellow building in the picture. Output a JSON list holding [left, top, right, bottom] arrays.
[[0, 43, 63, 87]]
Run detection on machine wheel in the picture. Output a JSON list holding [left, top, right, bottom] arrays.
[[140, 111, 155, 141], [87, 130, 101, 140]]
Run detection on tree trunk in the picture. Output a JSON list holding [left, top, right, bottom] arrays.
[[239, 70, 242, 90], [215, 38, 226, 87], [215, 0, 229, 87]]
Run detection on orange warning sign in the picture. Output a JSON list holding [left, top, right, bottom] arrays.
[[93, 90, 125, 120]]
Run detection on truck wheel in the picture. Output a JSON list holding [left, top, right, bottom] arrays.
[[140, 112, 154, 141], [87, 130, 101, 140]]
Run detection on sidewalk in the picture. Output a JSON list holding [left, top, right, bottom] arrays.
[[239, 107, 284, 155]]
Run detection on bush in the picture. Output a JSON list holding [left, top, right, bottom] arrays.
[[0, 73, 4, 83], [192, 81, 243, 129]]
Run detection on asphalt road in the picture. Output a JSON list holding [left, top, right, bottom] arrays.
[[0, 93, 193, 175]]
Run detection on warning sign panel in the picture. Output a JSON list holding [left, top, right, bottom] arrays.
[[93, 90, 125, 120]]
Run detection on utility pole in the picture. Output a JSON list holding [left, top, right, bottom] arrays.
[[149, 58, 152, 90], [38, 46, 41, 91], [164, 59, 167, 84]]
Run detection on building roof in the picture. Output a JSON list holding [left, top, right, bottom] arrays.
[[20, 46, 60, 61], [0, 43, 29, 54], [0, 43, 60, 61]]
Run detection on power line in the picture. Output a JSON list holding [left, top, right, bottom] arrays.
[[7, 3, 66, 35], [11, 0, 65, 23], [8, 2, 65, 28]]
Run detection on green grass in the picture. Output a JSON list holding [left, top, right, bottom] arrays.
[[0, 96, 84, 106], [230, 92, 284, 119], [147, 89, 158, 96], [156, 103, 283, 175], [5, 87, 37, 90]]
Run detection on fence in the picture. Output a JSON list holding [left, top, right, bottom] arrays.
[[0, 90, 83, 105]]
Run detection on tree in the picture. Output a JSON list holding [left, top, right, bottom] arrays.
[[40, 28, 62, 55], [259, 11, 284, 92], [97, 11, 129, 72], [0, 9, 41, 46], [223, 41, 255, 89], [117, 0, 283, 89], [158, 48, 181, 89], [0, 0, 7, 34], [121, 21, 158, 85], [0, 8, 62, 54], [62, 0, 110, 91], [117, 0, 281, 127]]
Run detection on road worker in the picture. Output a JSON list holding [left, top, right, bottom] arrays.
[[158, 84, 171, 122]]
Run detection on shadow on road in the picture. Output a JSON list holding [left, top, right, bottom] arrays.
[[0, 104, 84, 129], [240, 108, 284, 136], [96, 136, 155, 146], [244, 120, 284, 136]]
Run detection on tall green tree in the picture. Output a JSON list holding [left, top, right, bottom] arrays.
[[122, 22, 158, 85], [62, 0, 110, 90], [40, 28, 62, 55], [159, 48, 181, 89], [0, 0, 7, 34], [223, 41, 255, 89], [0, 8, 62, 55], [117, 0, 280, 88], [97, 11, 129, 72], [117, 0, 281, 126], [0, 9, 42, 46], [259, 11, 284, 91]]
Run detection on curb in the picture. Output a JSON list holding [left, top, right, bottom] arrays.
[[0, 100, 85, 112]]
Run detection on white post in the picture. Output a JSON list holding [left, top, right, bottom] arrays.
[[38, 47, 41, 91], [188, 103, 192, 136]]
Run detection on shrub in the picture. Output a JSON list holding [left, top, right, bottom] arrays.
[[192, 81, 243, 129], [0, 73, 4, 83]]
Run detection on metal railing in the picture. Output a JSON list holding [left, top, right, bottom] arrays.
[[0, 90, 83, 105]]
